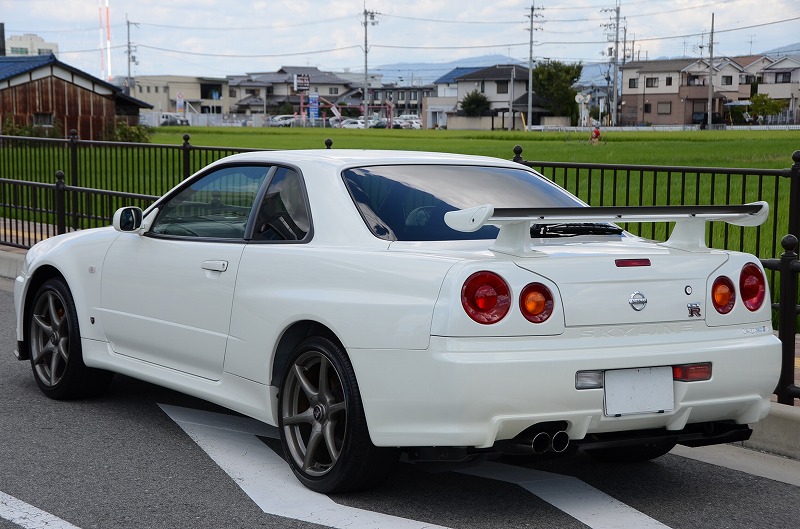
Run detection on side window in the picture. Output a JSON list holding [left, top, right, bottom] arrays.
[[150, 165, 269, 239], [251, 167, 311, 241]]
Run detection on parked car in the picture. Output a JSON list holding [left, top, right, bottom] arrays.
[[340, 118, 365, 129], [270, 115, 296, 127], [159, 112, 189, 126], [13, 150, 781, 494]]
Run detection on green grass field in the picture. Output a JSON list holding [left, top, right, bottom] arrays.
[[151, 127, 800, 169]]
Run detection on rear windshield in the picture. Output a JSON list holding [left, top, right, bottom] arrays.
[[343, 164, 583, 241]]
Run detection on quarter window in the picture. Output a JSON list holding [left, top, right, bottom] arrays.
[[251, 168, 311, 241]]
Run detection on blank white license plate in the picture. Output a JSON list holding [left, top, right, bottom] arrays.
[[604, 366, 674, 416]]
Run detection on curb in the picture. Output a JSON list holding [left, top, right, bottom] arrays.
[[0, 248, 24, 281], [745, 402, 800, 460], [0, 246, 798, 461]]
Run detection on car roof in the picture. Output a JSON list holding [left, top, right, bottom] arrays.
[[214, 149, 522, 172]]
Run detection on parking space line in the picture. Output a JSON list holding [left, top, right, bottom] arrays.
[[0, 491, 81, 529], [456, 463, 672, 529], [160, 404, 449, 529]]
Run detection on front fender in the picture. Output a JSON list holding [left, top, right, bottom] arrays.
[[15, 228, 121, 346]]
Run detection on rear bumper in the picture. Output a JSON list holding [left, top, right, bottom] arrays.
[[348, 323, 781, 448]]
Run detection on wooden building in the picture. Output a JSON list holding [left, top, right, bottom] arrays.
[[0, 54, 151, 140]]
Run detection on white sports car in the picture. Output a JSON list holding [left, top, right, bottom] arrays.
[[13, 150, 781, 493]]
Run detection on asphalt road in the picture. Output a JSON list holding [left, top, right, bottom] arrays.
[[1, 282, 799, 529]]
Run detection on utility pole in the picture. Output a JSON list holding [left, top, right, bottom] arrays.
[[602, 1, 621, 126], [526, 2, 543, 131], [707, 13, 715, 129], [125, 15, 138, 96], [362, 7, 378, 119]]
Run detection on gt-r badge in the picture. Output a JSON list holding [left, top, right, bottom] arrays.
[[688, 303, 702, 317], [628, 291, 647, 311]]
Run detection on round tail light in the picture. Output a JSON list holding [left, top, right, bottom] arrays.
[[519, 283, 554, 323], [461, 271, 511, 324], [739, 262, 766, 311], [711, 276, 735, 314]]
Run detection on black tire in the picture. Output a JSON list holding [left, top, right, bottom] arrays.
[[27, 277, 113, 400], [278, 336, 398, 493], [585, 439, 677, 463]]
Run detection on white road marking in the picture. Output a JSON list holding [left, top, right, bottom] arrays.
[[0, 491, 82, 529], [159, 404, 448, 529], [161, 404, 675, 529], [456, 463, 671, 529]]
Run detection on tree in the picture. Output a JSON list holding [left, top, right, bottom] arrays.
[[460, 90, 491, 117], [531, 61, 583, 118], [749, 93, 785, 119]]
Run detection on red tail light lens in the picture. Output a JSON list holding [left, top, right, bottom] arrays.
[[739, 262, 766, 311], [461, 271, 511, 324], [519, 283, 554, 323], [673, 362, 712, 382], [711, 276, 735, 314]]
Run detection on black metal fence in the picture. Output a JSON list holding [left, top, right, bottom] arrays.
[[0, 132, 798, 404]]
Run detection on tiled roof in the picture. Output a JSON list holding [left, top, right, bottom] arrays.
[[0, 54, 57, 81], [434, 67, 483, 84]]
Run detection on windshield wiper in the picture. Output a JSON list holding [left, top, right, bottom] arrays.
[[531, 223, 624, 238]]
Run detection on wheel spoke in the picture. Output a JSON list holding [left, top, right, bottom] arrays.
[[292, 363, 319, 401], [46, 293, 63, 326], [322, 419, 341, 462], [32, 313, 53, 336], [48, 350, 61, 385], [282, 407, 314, 425], [318, 357, 332, 401], [328, 401, 346, 416], [303, 428, 323, 471], [31, 342, 53, 365]]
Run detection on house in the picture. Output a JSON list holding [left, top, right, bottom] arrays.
[[133, 75, 228, 119], [428, 67, 482, 128], [231, 67, 355, 118], [0, 54, 151, 140], [620, 55, 800, 126], [447, 64, 552, 130]]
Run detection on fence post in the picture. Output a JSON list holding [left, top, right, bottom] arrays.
[[182, 133, 192, 180], [512, 144, 525, 164], [786, 150, 800, 236], [55, 170, 66, 235], [775, 234, 800, 404], [68, 129, 79, 230]]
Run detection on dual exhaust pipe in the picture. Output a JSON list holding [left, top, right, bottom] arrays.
[[527, 429, 570, 454]]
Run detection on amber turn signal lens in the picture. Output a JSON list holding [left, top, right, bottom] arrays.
[[519, 283, 554, 323], [711, 276, 735, 314]]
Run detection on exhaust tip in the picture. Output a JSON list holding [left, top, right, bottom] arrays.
[[531, 431, 551, 454], [550, 430, 570, 453]]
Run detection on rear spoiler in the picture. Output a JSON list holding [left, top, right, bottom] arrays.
[[444, 201, 769, 256]]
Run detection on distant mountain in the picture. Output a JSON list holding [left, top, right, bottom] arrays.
[[374, 54, 613, 87], [762, 42, 800, 57], [374, 54, 514, 84]]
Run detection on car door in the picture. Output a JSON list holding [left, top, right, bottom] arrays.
[[99, 164, 271, 380]]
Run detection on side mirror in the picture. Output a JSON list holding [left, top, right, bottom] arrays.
[[113, 207, 143, 232]]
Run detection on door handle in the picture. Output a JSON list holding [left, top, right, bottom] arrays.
[[202, 260, 228, 272]]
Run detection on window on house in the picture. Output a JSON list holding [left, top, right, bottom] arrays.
[[147, 86, 151, 93], [37, 48, 53, 55], [155, 86, 159, 93], [496, 81, 509, 94], [721, 76, 733, 85], [229, 88, 236, 98], [480, 81, 485, 93], [329, 87, 339, 95], [200, 83, 223, 100], [645, 77, 658, 88], [665, 77, 673, 86], [138, 85, 143, 93], [33, 113, 53, 127], [10, 47, 28, 55], [657, 102, 671, 114], [777, 72, 791, 83], [629, 78, 638, 89], [398, 91, 406, 101], [410, 90, 418, 101], [643, 103, 652, 114]]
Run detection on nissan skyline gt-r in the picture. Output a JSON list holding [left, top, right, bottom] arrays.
[[13, 149, 781, 493]]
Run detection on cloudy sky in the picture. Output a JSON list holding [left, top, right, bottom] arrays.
[[2, 0, 799, 83]]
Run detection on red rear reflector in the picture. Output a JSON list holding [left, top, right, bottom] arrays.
[[615, 259, 651, 267], [672, 363, 712, 382]]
